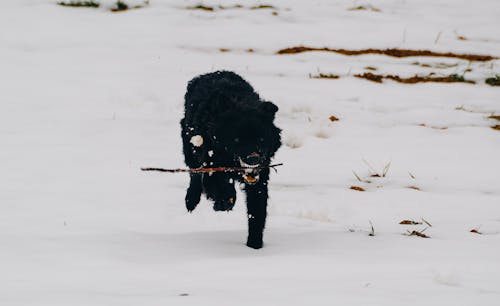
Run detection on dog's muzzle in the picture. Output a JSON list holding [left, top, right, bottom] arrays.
[[239, 153, 261, 185]]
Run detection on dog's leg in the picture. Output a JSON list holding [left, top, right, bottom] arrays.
[[245, 170, 269, 249], [185, 173, 202, 212], [203, 173, 236, 211]]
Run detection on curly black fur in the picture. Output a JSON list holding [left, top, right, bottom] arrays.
[[180, 71, 281, 249]]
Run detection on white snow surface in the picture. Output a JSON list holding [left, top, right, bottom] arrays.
[[1, 1, 500, 305]]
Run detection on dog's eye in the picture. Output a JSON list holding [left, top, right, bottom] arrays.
[[234, 138, 239, 143]]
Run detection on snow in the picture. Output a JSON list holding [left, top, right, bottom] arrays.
[[1, 0, 500, 305], [190, 135, 204, 147]]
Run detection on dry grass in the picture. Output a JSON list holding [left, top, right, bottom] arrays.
[[355, 72, 475, 84], [329, 115, 339, 122], [400, 220, 423, 225], [417, 123, 448, 130], [406, 186, 421, 191], [406, 229, 430, 238], [187, 4, 277, 12], [491, 125, 500, 131], [276, 46, 497, 61], [310, 73, 340, 79], [348, 5, 381, 12], [57, 1, 99, 7], [350, 186, 366, 192], [187, 4, 214, 11], [470, 228, 482, 235], [485, 75, 500, 86]]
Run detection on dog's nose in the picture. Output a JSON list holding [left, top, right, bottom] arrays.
[[244, 153, 261, 166]]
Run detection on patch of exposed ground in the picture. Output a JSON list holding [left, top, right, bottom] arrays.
[[348, 5, 380, 12], [187, 4, 277, 12], [276, 46, 497, 62], [58, 1, 99, 7], [58, 0, 149, 11], [417, 123, 448, 130], [309, 73, 339, 79], [485, 75, 500, 86], [354, 72, 475, 84]]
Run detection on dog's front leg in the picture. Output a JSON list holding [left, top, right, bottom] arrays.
[[203, 173, 236, 211], [245, 172, 269, 249], [185, 173, 202, 212]]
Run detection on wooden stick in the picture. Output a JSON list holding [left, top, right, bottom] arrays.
[[141, 163, 283, 174]]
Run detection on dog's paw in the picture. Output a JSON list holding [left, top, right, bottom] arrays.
[[185, 190, 201, 212], [246, 237, 263, 249], [213, 197, 235, 211]]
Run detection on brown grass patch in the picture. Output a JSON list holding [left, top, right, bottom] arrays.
[[364, 66, 378, 71], [491, 125, 500, 131], [470, 229, 482, 235], [219, 48, 230, 52], [488, 115, 500, 121], [250, 5, 276, 10], [400, 220, 423, 225], [57, 1, 99, 7], [276, 46, 496, 61], [355, 72, 475, 84], [350, 186, 365, 192], [485, 75, 500, 86], [310, 73, 340, 79], [187, 4, 215, 11], [348, 5, 380, 12], [406, 230, 430, 238], [406, 186, 421, 191], [187, 4, 276, 12]]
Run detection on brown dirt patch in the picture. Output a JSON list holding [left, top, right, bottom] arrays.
[[329, 115, 339, 122], [491, 125, 500, 131], [350, 186, 365, 192], [488, 115, 500, 121], [276, 46, 497, 62], [355, 72, 475, 84]]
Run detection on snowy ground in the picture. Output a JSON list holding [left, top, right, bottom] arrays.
[[1, 1, 500, 305]]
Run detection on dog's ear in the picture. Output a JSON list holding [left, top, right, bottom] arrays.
[[259, 101, 279, 119]]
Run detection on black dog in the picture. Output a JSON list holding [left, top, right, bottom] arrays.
[[180, 71, 281, 249]]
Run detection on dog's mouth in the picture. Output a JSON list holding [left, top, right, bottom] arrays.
[[239, 158, 260, 185]]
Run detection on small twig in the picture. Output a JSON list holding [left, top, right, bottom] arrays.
[[421, 217, 432, 227], [352, 170, 363, 182], [368, 221, 375, 236], [406, 227, 430, 238], [141, 163, 283, 174], [382, 161, 391, 177], [434, 31, 442, 44], [362, 158, 378, 176]]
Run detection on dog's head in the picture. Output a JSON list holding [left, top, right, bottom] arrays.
[[214, 101, 281, 184]]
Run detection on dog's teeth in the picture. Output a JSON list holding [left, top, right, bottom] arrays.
[[239, 158, 259, 168]]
